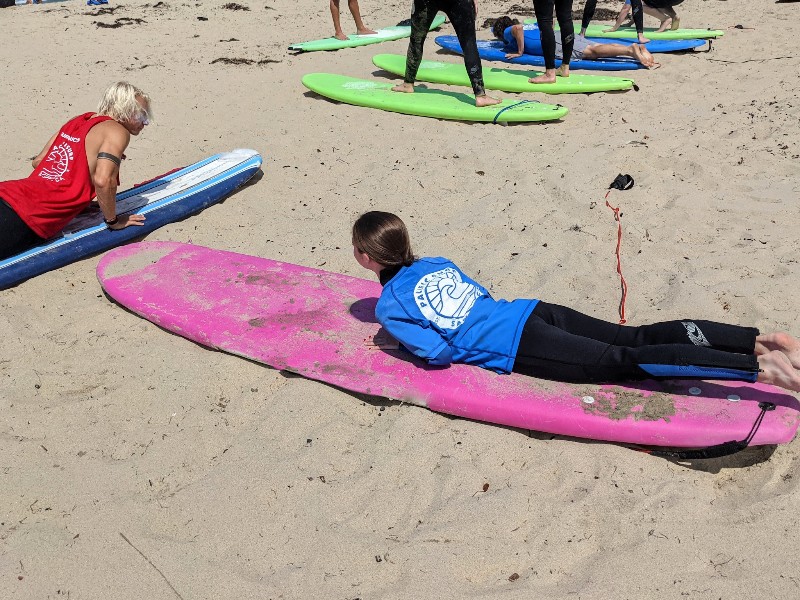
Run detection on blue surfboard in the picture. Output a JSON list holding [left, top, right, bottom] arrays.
[[519, 24, 707, 53], [0, 149, 262, 290], [435, 36, 643, 71]]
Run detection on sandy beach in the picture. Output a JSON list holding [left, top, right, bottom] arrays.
[[2, 0, 800, 598]]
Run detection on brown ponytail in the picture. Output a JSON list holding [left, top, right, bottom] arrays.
[[352, 211, 416, 267]]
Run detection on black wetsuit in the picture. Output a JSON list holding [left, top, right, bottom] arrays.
[[512, 302, 760, 383], [405, 0, 486, 96], [0, 197, 44, 260], [582, 0, 645, 36], [532, 0, 575, 70]]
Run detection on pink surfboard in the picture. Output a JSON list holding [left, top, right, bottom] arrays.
[[96, 242, 800, 449]]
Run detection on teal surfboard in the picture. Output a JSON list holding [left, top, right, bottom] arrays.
[[523, 19, 724, 40], [302, 73, 568, 123], [372, 53, 635, 94], [289, 13, 446, 52]]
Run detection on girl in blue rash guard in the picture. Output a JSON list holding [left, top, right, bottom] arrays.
[[351, 211, 800, 393]]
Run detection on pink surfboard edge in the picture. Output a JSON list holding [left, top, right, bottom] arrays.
[[96, 241, 800, 449]]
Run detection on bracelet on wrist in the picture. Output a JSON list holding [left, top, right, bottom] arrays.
[[104, 215, 119, 227]]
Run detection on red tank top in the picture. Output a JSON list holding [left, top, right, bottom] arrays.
[[0, 112, 114, 239]]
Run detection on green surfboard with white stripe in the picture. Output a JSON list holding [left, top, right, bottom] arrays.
[[302, 73, 568, 123], [289, 14, 446, 52]]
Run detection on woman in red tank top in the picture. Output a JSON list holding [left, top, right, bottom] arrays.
[[0, 81, 152, 261]]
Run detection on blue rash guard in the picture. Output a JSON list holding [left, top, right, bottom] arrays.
[[376, 258, 538, 373]]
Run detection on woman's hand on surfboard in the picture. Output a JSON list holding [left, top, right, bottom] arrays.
[[109, 214, 146, 230], [505, 52, 524, 59]]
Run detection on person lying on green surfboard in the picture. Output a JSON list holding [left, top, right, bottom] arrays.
[[492, 16, 658, 82]]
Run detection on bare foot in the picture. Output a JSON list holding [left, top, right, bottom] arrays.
[[357, 28, 377, 35], [757, 350, 800, 392], [529, 69, 556, 84], [475, 94, 501, 107], [631, 43, 658, 68], [671, 17, 680, 31], [555, 64, 570, 78], [392, 82, 414, 93], [334, 31, 349, 41], [637, 34, 651, 44], [656, 18, 672, 33], [756, 332, 800, 370]]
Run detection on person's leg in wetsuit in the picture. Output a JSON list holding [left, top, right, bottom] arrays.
[[394, 0, 438, 95], [529, 0, 559, 83], [580, 0, 597, 35], [552, 0, 575, 77], [394, 0, 499, 106], [0, 197, 45, 261], [511, 302, 800, 391], [627, 0, 648, 42], [446, 0, 499, 105]]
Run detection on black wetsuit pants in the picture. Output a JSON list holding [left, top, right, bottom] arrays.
[[581, 0, 645, 34], [512, 302, 760, 383], [0, 197, 44, 260], [532, 0, 575, 70], [405, 0, 486, 96]]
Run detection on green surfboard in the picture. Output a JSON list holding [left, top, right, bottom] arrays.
[[372, 53, 635, 94], [522, 19, 724, 40], [302, 73, 568, 123], [289, 14, 446, 52]]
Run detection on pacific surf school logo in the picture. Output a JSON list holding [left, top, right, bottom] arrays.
[[414, 268, 483, 330], [38, 141, 74, 182]]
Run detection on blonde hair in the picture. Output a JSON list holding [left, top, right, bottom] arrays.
[[352, 211, 416, 267], [96, 81, 152, 123]]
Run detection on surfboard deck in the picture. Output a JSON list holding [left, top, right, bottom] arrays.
[[0, 149, 262, 290], [302, 73, 569, 123], [435, 36, 643, 71], [97, 242, 800, 449], [373, 53, 635, 94], [289, 13, 446, 52], [523, 19, 724, 40]]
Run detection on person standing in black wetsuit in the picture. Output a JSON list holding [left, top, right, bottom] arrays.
[[529, 0, 577, 84], [392, 0, 501, 107], [580, 0, 651, 43]]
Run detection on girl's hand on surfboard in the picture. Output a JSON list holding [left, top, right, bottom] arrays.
[[505, 52, 524, 59], [109, 214, 146, 230]]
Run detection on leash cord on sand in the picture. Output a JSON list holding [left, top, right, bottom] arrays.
[[492, 99, 538, 123], [640, 402, 775, 460], [120, 532, 186, 600], [605, 193, 628, 324]]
